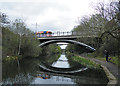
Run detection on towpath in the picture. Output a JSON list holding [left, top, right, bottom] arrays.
[[86, 57, 119, 85]]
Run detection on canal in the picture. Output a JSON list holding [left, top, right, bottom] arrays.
[[2, 44, 108, 85]]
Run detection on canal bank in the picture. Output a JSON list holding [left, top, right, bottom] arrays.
[[89, 58, 119, 86], [73, 55, 118, 86]]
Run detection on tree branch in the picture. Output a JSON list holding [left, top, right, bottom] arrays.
[[100, 30, 119, 39]]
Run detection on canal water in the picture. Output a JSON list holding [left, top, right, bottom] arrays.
[[2, 45, 108, 85], [52, 54, 70, 68]]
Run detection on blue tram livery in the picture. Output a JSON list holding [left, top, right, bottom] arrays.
[[36, 31, 52, 37]]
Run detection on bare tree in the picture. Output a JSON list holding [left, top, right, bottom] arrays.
[[95, 1, 120, 39]]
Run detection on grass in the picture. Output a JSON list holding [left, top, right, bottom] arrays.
[[71, 55, 101, 69], [95, 56, 120, 66], [83, 53, 120, 66], [110, 56, 120, 65], [96, 57, 106, 61]]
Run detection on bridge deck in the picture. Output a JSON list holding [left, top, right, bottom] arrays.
[[37, 35, 98, 40]]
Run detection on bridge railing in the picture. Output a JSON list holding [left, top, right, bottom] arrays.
[[51, 30, 99, 37], [35, 30, 100, 38], [52, 32, 72, 36]]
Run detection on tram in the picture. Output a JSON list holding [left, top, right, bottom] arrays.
[[36, 31, 52, 37]]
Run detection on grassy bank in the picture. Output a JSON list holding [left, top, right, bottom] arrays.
[[86, 53, 120, 66], [96, 56, 120, 66], [71, 55, 101, 69], [66, 51, 101, 69]]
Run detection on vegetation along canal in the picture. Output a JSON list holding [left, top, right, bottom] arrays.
[[1, 1, 119, 85], [2, 44, 109, 85]]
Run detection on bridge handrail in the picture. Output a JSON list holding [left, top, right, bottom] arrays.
[[52, 31, 99, 36], [35, 30, 100, 37]]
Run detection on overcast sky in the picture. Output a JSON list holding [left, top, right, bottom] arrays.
[[0, 0, 110, 32]]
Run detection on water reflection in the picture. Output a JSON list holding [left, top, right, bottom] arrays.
[[2, 58, 108, 85], [52, 54, 70, 68], [51, 44, 70, 68], [32, 72, 75, 84], [2, 44, 108, 85]]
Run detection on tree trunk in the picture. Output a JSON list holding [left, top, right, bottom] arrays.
[[18, 34, 21, 55]]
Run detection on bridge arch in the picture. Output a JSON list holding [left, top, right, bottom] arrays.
[[39, 40, 96, 52]]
